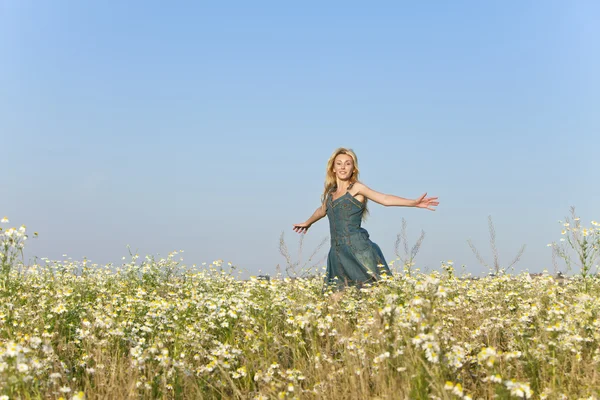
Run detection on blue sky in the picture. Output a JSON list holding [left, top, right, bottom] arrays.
[[2, 1, 599, 277]]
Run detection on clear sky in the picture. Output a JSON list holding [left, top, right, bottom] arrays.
[[2, 1, 599, 277]]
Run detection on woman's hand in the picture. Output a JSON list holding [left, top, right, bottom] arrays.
[[293, 222, 312, 234], [415, 193, 439, 211]]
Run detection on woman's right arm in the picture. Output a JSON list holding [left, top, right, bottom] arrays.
[[293, 203, 326, 234]]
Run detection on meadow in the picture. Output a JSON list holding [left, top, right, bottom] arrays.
[[1, 215, 599, 400]]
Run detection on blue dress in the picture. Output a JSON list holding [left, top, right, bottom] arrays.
[[324, 184, 392, 291]]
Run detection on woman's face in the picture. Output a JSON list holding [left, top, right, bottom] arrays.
[[332, 154, 354, 181]]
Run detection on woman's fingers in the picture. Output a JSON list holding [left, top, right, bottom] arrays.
[[293, 224, 308, 233]]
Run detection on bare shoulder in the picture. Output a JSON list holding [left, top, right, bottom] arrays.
[[348, 182, 367, 203], [350, 181, 369, 194]]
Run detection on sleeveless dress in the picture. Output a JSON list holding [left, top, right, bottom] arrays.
[[324, 183, 392, 291]]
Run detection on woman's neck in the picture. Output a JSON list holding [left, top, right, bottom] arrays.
[[334, 179, 352, 191]]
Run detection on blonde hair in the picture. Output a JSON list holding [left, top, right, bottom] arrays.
[[322, 147, 369, 220]]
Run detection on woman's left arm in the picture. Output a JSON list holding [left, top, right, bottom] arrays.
[[353, 182, 439, 211]]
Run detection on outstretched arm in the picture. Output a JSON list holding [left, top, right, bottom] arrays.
[[353, 182, 439, 211], [293, 202, 326, 234]]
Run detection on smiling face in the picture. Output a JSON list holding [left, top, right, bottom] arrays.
[[332, 153, 355, 181]]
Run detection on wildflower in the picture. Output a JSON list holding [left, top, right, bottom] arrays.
[[52, 304, 67, 314], [424, 346, 440, 363], [232, 366, 247, 379], [436, 286, 448, 298], [504, 351, 522, 361], [446, 345, 466, 369], [477, 347, 497, 367], [17, 363, 29, 373], [539, 388, 552, 399], [71, 392, 85, 400], [1, 217, 8, 223], [483, 373, 503, 383], [452, 383, 464, 397], [504, 380, 533, 399], [411, 296, 424, 305], [5, 342, 17, 357], [373, 351, 390, 364], [445, 381, 464, 396], [59, 387, 72, 394], [29, 337, 42, 348]]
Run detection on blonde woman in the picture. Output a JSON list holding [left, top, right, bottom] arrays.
[[293, 147, 439, 291]]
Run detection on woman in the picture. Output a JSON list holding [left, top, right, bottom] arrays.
[[293, 147, 439, 291]]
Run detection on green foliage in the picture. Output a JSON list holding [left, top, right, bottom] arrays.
[[549, 206, 600, 279]]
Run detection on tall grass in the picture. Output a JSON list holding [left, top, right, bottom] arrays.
[[1, 212, 599, 399]]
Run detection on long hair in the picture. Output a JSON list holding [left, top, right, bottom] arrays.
[[321, 147, 369, 221]]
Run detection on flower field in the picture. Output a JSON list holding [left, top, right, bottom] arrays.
[[1, 217, 600, 399]]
